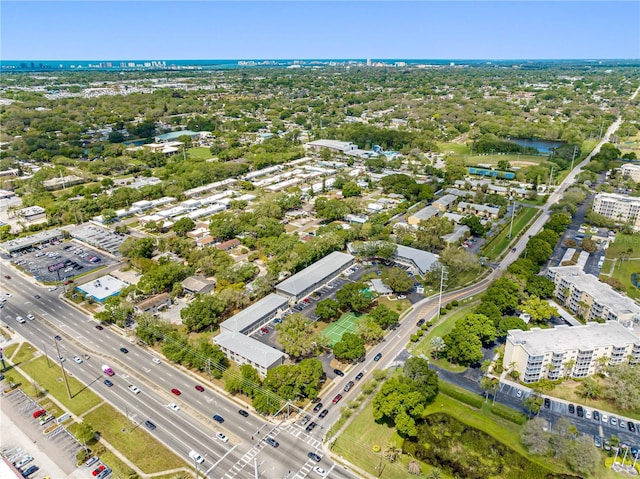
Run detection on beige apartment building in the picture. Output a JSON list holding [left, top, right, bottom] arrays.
[[547, 266, 640, 324], [591, 192, 640, 229], [504, 322, 640, 383], [620, 163, 640, 182]]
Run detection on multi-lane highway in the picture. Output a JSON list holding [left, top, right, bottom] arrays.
[[0, 272, 356, 479]]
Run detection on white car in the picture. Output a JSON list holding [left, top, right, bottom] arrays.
[[313, 466, 327, 476], [216, 432, 228, 443], [73, 356, 83, 364], [58, 356, 66, 363], [152, 357, 161, 364], [27, 314, 35, 320], [585, 410, 592, 420], [48, 286, 57, 292], [602, 414, 609, 423], [16, 316, 25, 324], [14, 455, 33, 468], [4, 292, 12, 298], [128, 385, 141, 395], [169, 403, 180, 411]]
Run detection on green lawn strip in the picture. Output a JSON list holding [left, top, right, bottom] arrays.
[[187, 147, 214, 160], [601, 258, 640, 300], [376, 296, 411, 313], [482, 206, 538, 260], [3, 343, 20, 359], [436, 142, 470, 155], [19, 356, 102, 416], [465, 153, 547, 167], [604, 234, 640, 258], [12, 342, 38, 364], [84, 403, 186, 474], [550, 380, 640, 421]]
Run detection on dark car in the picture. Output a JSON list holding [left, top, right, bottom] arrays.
[[373, 353, 382, 361], [333, 369, 345, 377], [104, 379, 113, 387], [33, 294, 40, 299], [344, 381, 355, 392], [543, 398, 551, 409], [212, 414, 224, 423], [21, 465, 38, 478], [593, 411, 600, 421], [301, 415, 311, 425], [120, 347, 129, 354], [145, 420, 156, 430], [307, 452, 322, 462], [568, 404, 575, 414], [54, 335, 62, 341], [95, 324, 104, 330], [265, 437, 279, 448], [238, 410, 249, 418], [313, 402, 323, 413], [195, 385, 205, 392], [576, 405, 584, 417], [305, 422, 317, 432], [416, 318, 426, 327], [332, 394, 343, 404], [628, 422, 636, 433], [319, 409, 329, 419], [355, 372, 364, 381]]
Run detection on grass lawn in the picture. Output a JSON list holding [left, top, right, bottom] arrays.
[[187, 146, 213, 161], [19, 356, 103, 416], [437, 142, 470, 155], [465, 153, 547, 168], [3, 343, 20, 359], [376, 296, 411, 313], [550, 380, 640, 421], [605, 234, 640, 258], [84, 403, 186, 474], [12, 342, 38, 364], [600, 258, 640, 300], [482, 207, 539, 260], [411, 302, 479, 373]]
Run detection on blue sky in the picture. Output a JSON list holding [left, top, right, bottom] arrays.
[[2, 1, 638, 60]]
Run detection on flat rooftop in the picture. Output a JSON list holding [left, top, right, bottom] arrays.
[[214, 331, 284, 369], [508, 322, 639, 357], [277, 251, 354, 297], [220, 293, 289, 333], [77, 274, 127, 302]]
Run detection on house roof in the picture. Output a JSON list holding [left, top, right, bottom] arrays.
[[135, 292, 171, 310], [220, 293, 289, 333], [182, 276, 215, 292], [394, 244, 439, 276], [409, 205, 439, 221], [214, 331, 284, 369], [277, 251, 354, 297]]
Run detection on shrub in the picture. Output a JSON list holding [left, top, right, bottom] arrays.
[[445, 303, 453, 310], [440, 308, 447, 316], [410, 334, 420, 342], [451, 300, 459, 307], [439, 382, 483, 408], [490, 404, 527, 425]]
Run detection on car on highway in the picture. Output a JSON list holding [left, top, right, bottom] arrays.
[[33, 409, 46, 419], [301, 415, 311, 425], [119, 347, 129, 354], [313, 466, 327, 476], [355, 372, 364, 381], [305, 422, 317, 432], [319, 409, 329, 419], [313, 402, 323, 413], [102, 365, 115, 376], [128, 385, 141, 395], [373, 352, 382, 361], [332, 394, 343, 404], [416, 318, 426, 327], [16, 316, 25, 324], [48, 286, 57, 292], [212, 414, 224, 423], [265, 437, 279, 448], [333, 369, 344, 377], [21, 465, 39, 477], [216, 432, 228, 443], [54, 335, 62, 341], [171, 388, 181, 396], [145, 420, 156, 430], [27, 314, 35, 320], [152, 357, 161, 364], [73, 356, 83, 364], [58, 356, 66, 363], [189, 451, 204, 464], [4, 292, 12, 298], [104, 379, 113, 387], [169, 403, 180, 411], [95, 324, 103, 330], [33, 294, 40, 299], [4, 275, 10, 280], [238, 410, 249, 417], [344, 381, 355, 392], [307, 452, 322, 462], [195, 385, 205, 392]]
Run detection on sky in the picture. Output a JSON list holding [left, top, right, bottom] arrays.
[[1, 1, 639, 60]]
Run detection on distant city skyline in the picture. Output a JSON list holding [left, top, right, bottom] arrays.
[[1, 1, 639, 61]]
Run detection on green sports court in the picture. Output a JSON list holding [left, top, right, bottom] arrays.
[[322, 311, 364, 346]]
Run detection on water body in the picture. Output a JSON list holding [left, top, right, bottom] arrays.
[[508, 138, 564, 154]]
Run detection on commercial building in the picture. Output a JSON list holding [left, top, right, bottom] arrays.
[[591, 192, 640, 229], [77, 275, 127, 303], [620, 163, 640, 182], [504, 322, 640, 383], [304, 139, 358, 154], [43, 175, 85, 190], [0, 228, 66, 255], [276, 251, 355, 301], [547, 266, 640, 324]]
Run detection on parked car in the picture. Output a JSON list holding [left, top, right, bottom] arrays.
[[301, 415, 311, 425], [85, 457, 99, 467], [576, 405, 584, 417], [568, 404, 575, 414], [593, 411, 600, 421], [21, 465, 39, 478], [305, 422, 317, 432], [32, 409, 46, 419], [543, 398, 551, 409]]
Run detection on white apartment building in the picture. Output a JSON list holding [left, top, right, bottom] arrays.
[[620, 163, 640, 182], [504, 322, 640, 383], [591, 192, 640, 230], [547, 266, 640, 324]]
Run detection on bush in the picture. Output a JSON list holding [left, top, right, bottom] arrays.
[[445, 303, 453, 310], [440, 308, 447, 316], [410, 334, 420, 342], [439, 382, 483, 408], [490, 404, 527, 425], [451, 300, 459, 307]]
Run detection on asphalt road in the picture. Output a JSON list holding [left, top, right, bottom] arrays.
[[1, 273, 356, 479]]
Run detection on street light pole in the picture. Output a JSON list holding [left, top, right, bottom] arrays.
[[54, 338, 72, 399], [507, 199, 515, 240], [569, 145, 578, 172]]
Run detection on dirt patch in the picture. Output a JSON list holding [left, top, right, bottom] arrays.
[[511, 161, 539, 167]]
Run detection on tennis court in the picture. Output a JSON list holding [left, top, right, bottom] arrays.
[[323, 311, 362, 346]]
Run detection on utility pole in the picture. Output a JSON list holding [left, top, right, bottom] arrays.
[[436, 266, 448, 321], [42, 342, 52, 368], [54, 338, 72, 399], [569, 145, 578, 172], [507, 199, 515, 239]]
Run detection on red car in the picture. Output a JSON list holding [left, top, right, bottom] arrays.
[[171, 388, 181, 396], [92, 465, 105, 476], [195, 385, 205, 392], [32, 409, 46, 418], [4, 275, 10, 280], [332, 394, 343, 404]]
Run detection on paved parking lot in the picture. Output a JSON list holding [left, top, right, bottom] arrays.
[[1, 386, 84, 478], [10, 241, 117, 283]]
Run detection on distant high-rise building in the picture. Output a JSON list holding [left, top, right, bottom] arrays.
[[367, 58, 371, 66]]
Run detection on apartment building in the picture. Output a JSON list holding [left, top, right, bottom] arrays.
[[591, 192, 640, 229], [546, 266, 640, 324], [620, 163, 640, 182], [504, 322, 640, 383]]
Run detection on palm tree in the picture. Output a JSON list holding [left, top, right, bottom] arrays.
[[564, 359, 576, 378], [426, 468, 442, 479], [383, 442, 402, 463], [407, 460, 421, 475]]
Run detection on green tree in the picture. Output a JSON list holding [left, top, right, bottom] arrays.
[[525, 237, 553, 265], [276, 314, 318, 358], [496, 316, 527, 337], [341, 181, 362, 198], [173, 217, 195, 236], [521, 296, 558, 323], [460, 215, 486, 236], [370, 305, 400, 329], [333, 332, 366, 362], [526, 276, 555, 298], [443, 326, 484, 365], [521, 417, 551, 455], [180, 294, 226, 332], [119, 237, 155, 259], [76, 422, 95, 444], [355, 316, 385, 344], [380, 267, 414, 293], [225, 364, 262, 397], [579, 238, 597, 253], [336, 282, 373, 312], [430, 336, 446, 360], [314, 299, 340, 321]]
